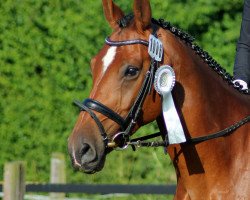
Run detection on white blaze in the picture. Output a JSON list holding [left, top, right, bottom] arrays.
[[102, 46, 117, 73]]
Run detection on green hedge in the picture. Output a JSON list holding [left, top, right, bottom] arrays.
[[0, 0, 243, 189]]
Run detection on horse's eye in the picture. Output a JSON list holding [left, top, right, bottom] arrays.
[[124, 66, 139, 77]]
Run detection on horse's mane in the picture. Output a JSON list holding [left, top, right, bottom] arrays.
[[118, 15, 249, 95]]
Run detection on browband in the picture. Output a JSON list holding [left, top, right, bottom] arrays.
[[105, 37, 149, 47]]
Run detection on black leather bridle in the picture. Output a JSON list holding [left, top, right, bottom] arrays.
[[74, 33, 161, 150]]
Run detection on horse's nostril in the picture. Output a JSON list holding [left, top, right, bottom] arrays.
[[81, 143, 90, 155], [80, 143, 96, 164]]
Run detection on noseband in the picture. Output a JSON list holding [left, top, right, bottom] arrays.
[[74, 32, 162, 150]]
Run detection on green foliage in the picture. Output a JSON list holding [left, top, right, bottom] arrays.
[[0, 0, 243, 198]]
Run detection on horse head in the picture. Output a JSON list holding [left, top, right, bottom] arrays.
[[68, 0, 162, 173]]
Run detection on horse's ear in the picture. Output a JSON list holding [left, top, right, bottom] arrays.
[[133, 0, 152, 33], [102, 0, 124, 29]]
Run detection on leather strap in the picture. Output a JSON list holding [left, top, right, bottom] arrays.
[[73, 100, 108, 146], [105, 37, 149, 47], [83, 99, 126, 130]]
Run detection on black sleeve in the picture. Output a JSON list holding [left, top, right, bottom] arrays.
[[234, 0, 250, 85]]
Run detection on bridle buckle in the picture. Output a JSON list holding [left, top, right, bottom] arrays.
[[108, 132, 129, 151]]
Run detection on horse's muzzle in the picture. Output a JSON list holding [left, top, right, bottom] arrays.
[[68, 136, 106, 174]]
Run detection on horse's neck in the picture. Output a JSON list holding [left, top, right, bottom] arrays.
[[159, 25, 250, 199], [163, 30, 249, 188]]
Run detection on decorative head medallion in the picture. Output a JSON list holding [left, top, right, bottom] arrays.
[[148, 34, 163, 62]]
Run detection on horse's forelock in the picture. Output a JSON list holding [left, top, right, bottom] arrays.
[[118, 13, 134, 28]]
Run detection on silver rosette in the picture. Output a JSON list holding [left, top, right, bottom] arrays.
[[154, 65, 175, 95]]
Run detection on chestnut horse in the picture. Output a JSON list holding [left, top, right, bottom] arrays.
[[68, 0, 250, 199]]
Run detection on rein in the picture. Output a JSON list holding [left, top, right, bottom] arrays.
[[74, 20, 250, 151], [124, 115, 250, 149]]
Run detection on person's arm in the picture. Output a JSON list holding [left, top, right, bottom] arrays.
[[234, 0, 250, 87]]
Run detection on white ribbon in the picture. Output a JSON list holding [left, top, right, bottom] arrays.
[[154, 65, 186, 144]]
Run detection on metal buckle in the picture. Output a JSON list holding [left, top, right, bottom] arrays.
[[148, 34, 163, 62], [108, 132, 129, 151]]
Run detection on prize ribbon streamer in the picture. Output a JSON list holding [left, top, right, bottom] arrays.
[[154, 65, 186, 144]]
